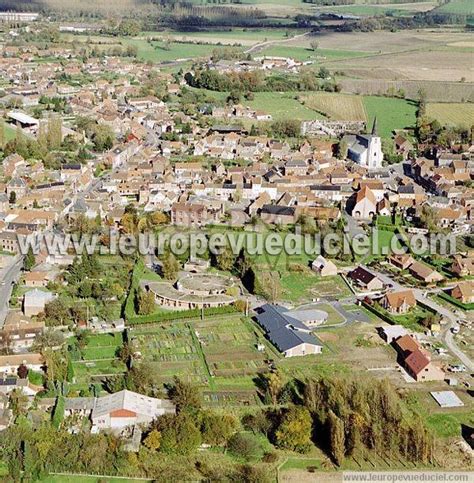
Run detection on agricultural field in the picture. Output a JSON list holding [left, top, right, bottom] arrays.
[[155, 27, 295, 46], [245, 91, 321, 121], [299, 93, 416, 138], [129, 315, 272, 404], [300, 92, 366, 121], [313, 2, 437, 16], [426, 102, 474, 127], [259, 45, 373, 62], [122, 38, 224, 63], [435, 0, 474, 14], [194, 317, 269, 389]]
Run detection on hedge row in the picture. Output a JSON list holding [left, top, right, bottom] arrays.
[[362, 301, 396, 325], [438, 292, 474, 311], [126, 304, 238, 325]]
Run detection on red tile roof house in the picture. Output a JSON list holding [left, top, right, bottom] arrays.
[[393, 335, 444, 382], [382, 290, 416, 315]]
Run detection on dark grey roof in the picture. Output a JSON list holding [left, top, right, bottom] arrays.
[[255, 304, 323, 353], [261, 205, 295, 216]]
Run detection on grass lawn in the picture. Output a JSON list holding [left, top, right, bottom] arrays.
[[279, 272, 350, 304], [391, 307, 432, 332], [3, 123, 17, 142], [280, 457, 321, 471], [405, 390, 474, 438], [313, 303, 345, 324]]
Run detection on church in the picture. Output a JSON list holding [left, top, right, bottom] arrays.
[[343, 119, 383, 170]]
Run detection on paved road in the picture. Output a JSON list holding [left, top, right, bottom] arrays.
[[363, 265, 474, 371], [0, 256, 23, 327]]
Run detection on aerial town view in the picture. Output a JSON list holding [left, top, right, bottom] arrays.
[[0, 0, 472, 481]]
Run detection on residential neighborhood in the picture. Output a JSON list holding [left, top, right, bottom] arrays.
[[0, 4, 472, 482]]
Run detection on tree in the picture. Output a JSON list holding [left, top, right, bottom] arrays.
[[310, 40, 319, 51], [336, 139, 348, 160], [143, 429, 161, 451], [9, 389, 28, 418], [0, 119, 5, 148], [216, 244, 236, 272], [228, 432, 262, 461], [44, 299, 70, 326], [161, 251, 179, 281], [137, 288, 155, 315], [200, 411, 237, 446], [260, 371, 283, 405], [168, 376, 202, 414], [9, 191, 16, 204], [275, 406, 312, 453], [419, 204, 439, 232], [125, 362, 157, 395], [154, 412, 201, 455], [23, 247, 36, 271], [17, 364, 28, 379], [328, 409, 346, 465], [52, 395, 65, 429]]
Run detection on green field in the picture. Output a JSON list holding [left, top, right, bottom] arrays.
[[279, 273, 351, 303], [363, 96, 418, 139], [129, 315, 270, 404], [259, 45, 373, 62], [123, 39, 227, 63], [69, 332, 126, 393], [40, 477, 152, 483], [245, 92, 321, 121], [3, 123, 17, 142], [300, 92, 366, 121], [436, 0, 474, 14], [426, 102, 474, 127]]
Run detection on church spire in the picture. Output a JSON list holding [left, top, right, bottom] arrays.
[[371, 117, 378, 136]]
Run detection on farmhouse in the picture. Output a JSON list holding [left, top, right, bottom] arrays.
[[388, 254, 414, 271], [0, 353, 44, 374], [254, 304, 324, 358], [23, 289, 56, 317]]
